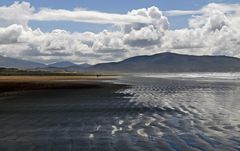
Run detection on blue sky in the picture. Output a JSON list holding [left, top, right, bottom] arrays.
[[1, 0, 239, 32], [0, 0, 239, 63]]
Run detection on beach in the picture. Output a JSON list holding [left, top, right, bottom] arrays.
[[0, 74, 239, 150], [0, 75, 120, 95]]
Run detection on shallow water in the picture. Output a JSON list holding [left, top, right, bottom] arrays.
[[0, 74, 240, 151]]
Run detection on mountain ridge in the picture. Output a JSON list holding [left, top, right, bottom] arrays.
[[48, 61, 77, 68], [87, 52, 240, 72], [1, 52, 240, 72], [0, 55, 46, 69]]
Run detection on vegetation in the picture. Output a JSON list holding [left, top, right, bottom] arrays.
[[0, 67, 116, 76], [0, 68, 121, 95]]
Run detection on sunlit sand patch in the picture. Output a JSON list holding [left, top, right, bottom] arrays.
[[128, 124, 133, 131], [118, 120, 124, 125], [96, 125, 101, 131], [163, 102, 175, 110], [138, 113, 143, 117], [89, 134, 94, 139], [144, 117, 156, 126], [111, 125, 122, 135], [127, 117, 142, 131], [158, 122, 167, 128], [137, 129, 148, 137], [128, 120, 138, 131], [177, 106, 190, 114]]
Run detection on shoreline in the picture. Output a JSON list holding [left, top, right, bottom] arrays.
[[0, 75, 125, 96]]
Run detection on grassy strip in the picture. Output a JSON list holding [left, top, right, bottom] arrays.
[[0, 68, 118, 76]]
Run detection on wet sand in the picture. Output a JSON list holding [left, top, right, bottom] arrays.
[[0, 75, 120, 95], [0, 75, 239, 150]]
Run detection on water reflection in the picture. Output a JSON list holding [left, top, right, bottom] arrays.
[[0, 75, 239, 151], [118, 76, 240, 151]]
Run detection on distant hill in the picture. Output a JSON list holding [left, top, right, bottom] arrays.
[[48, 61, 77, 68], [2, 52, 240, 72], [47, 61, 91, 70], [87, 52, 240, 73], [0, 56, 91, 70], [62, 64, 91, 71], [0, 55, 46, 69]]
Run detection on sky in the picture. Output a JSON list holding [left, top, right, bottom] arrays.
[[0, 0, 239, 64]]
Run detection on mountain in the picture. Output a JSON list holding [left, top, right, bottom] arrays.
[[44, 63, 91, 72], [48, 61, 77, 68], [78, 63, 91, 68], [0, 55, 46, 69], [62, 63, 91, 71], [87, 52, 240, 73], [2, 52, 240, 72], [0, 55, 91, 70]]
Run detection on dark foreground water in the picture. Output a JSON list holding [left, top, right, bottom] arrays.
[[0, 74, 240, 151]]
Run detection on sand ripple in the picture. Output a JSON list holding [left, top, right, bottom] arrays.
[[0, 75, 239, 150]]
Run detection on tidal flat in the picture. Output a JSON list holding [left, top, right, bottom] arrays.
[[0, 74, 239, 151], [0, 75, 119, 95]]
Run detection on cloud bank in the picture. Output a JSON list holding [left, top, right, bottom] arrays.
[[0, 2, 239, 64]]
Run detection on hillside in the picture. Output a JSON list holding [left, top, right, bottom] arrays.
[[87, 52, 240, 72]]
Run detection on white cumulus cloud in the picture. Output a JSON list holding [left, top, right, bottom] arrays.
[[0, 2, 239, 64]]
